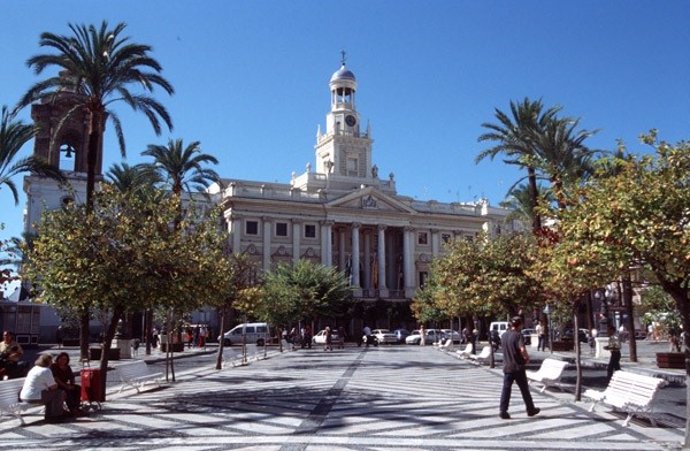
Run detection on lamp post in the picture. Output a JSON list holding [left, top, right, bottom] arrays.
[[543, 305, 552, 354], [594, 290, 609, 335]]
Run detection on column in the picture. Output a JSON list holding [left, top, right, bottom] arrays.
[[351, 223, 361, 288], [377, 225, 388, 295], [292, 220, 301, 264], [320, 221, 333, 266], [231, 216, 242, 255], [363, 230, 371, 290], [403, 226, 415, 296], [262, 218, 271, 271], [338, 228, 346, 270]]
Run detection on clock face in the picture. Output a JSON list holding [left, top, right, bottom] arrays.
[[345, 115, 357, 127]]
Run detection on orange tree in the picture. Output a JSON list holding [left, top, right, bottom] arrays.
[[25, 186, 232, 390], [421, 232, 543, 366], [551, 131, 690, 444]]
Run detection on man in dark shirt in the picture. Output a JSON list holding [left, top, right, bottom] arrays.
[[499, 316, 540, 419]]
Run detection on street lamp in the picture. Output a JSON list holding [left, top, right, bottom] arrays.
[[594, 290, 609, 335], [543, 305, 552, 354]]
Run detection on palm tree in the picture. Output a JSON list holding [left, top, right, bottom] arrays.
[[142, 138, 220, 197], [21, 21, 174, 211], [105, 162, 161, 194], [499, 183, 553, 226], [21, 21, 174, 360], [528, 117, 598, 208], [0, 105, 64, 205], [476, 98, 560, 233]]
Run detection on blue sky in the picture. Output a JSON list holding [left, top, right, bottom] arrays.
[[1, 0, 689, 247]]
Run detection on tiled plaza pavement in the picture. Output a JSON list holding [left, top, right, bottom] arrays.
[[0, 345, 685, 451]]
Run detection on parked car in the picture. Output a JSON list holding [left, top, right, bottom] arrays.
[[312, 329, 340, 345], [489, 321, 510, 339], [440, 329, 462, 344], [563, 328, 589, 343], [218, 322, 269, 346], [405, 329, 440, 345], [521, 328, 536, 345], [393, 328, 410, 343], [372, 329, 398, 344]]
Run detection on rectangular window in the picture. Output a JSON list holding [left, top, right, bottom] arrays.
[[246, 220, 259, 235], [417, 232, 428, 245], [419, 271, 429, 288], [276, 222, 288, 237], [441, 233, 452, 244], [304, 224, 317, 239]]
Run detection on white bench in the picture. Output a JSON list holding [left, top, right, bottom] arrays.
[[0, 378, 33, 425], [469, 345, 491, 364], [116, 360, 164, 393], [583, 370, 666, 427], [435, 339, 453, 352], [454, 343, 473, 359], [526, 358, 569, 392], [223, 344, 263, 367]]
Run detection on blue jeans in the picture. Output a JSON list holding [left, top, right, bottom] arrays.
[[499, 370, 536, 414]]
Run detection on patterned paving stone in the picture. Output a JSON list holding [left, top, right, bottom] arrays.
[[0, 346, 684, 450]]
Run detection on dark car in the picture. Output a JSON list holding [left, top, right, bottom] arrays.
[[393, 328, 410, 344]]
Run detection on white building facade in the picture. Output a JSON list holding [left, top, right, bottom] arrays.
[[23, 61, 518, 332], [215, 62, 516, 309]]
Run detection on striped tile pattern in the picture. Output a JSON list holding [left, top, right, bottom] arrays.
[[0, 346, 683, 450]]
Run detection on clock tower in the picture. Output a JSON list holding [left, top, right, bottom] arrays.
[[315, 55, 373, 180]]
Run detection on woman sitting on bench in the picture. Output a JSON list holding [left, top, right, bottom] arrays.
[[20, 353, 68, 423], [51, 352, 83, 416]]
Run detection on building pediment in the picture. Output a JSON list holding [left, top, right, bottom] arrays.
[[326, 186, 416, 214]]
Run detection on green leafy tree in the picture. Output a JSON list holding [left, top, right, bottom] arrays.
[[255, 260, 352, 326], [22, 21, 174, 359], [553, 132, 690, 444], [426, 233, 543, 366], [24, 186, 231, 390], [0, 105, 64, 204]]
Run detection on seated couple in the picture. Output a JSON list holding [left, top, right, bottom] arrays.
[[20, 352, 83, 423]]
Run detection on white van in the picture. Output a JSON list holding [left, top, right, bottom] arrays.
[[219, 322, 269, 346], [489, 321, 510, 338]]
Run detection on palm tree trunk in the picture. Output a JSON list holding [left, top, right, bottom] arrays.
[[81, 113, 102, 360], [527, 167, 541, 232]]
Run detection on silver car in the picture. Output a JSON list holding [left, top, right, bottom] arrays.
[[372, 329, 398, 344], [405, 329, 440, 345]]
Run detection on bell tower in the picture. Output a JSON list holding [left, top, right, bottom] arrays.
[[23, 79, 97, 233], [315, 53, 373, 180]]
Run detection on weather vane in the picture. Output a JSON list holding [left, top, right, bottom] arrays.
[[340, 50, 347, 66]]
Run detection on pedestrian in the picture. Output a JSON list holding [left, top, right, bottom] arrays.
[[419, 325, 426, 346], [604, 324, 621, 382], [499, 316, 540, 420], [362, 325, 372, 347], [536, 321, 545, 352], [589, 328, 598, 354], [324, 326, 333, 351], [304, 325, 312, 349], [55, 326, 63, 349], [199, 326, 208, 349], [338, 326, 346, 349]]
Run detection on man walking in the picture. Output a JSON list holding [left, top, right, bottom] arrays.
[[499, 317, 540, 420]]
